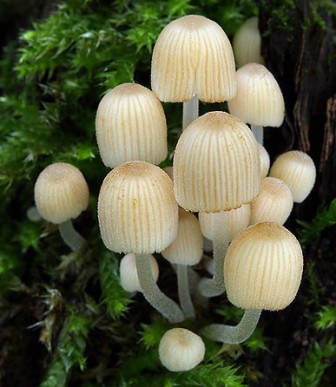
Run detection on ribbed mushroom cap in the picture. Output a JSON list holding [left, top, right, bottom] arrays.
[[224, 222, 303, 311], [269, 150, 316, 203], [233, 17, 264, 68], [119, 253, 159, 293], [162, 208, 203, 266], [250, 177, 293, 225], [151, 15, 236, 102], [96, 83, 167, 168], [173, 111, 260, 212], [98, 161, 178, 254], [228, 63, 285, 127], [199, 204, 251, 241], [259, 143, 270, 178], [159, 328, 205, 372], [34, 163, 89, 224]]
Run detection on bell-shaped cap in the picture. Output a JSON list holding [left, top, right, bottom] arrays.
[[159, 328, 205, 372], [228, 63, 285, 127], [269, 150, 316, 203], [250, 177, 293, 225], [151, 15, 236, 102], [233, 17, 264, 68], [173, 111, 260, 212], [199, 204, 251, 242], [96, 83, 167, 168], [34, 163, 89, 224], [259, 143, 270, 178], [224, 222, 303, 311], [162, 208, 203, 266], [98, 161, 178, 254]]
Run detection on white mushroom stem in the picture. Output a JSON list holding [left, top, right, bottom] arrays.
[[177, 264, 195, 319], [136, 254, 185, 323], [182, 95, 199, 130], [58, 219, 86, 252], [199, 214, 228, 297], [251, 125, 264, 145], [201, 309, 261, 344]]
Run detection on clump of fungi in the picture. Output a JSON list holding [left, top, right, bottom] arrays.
[[33, 14, 317, 373]]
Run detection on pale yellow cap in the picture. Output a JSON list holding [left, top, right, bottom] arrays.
[[250, 177, 293, 225], [119, 253, 159, 293], [228, 63, 285, 127], [96, 83, 167, 168], [151, 15, 236, 102], [199, 204, 251, 242], [98, 161, 178, 254], [159, 328, 205, 372], [173, 111, 260, 212], [233, 17, 264, 68], [269, 150, 316, 203], [224, 222, 303, 311], [259, 143, 270, 178], [162, 208, 203, 266], [34, 163, 89, 224]]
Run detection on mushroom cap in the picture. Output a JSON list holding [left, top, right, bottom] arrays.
[[259, 143, 270, 178], [34, 163, 89, 224], [159, 328, 205, 372], [250, 177, 293, 225], [224, 222, 303, 311], [98, 161, 178, 254], [269, 150, 316, 203], [199, 204, 251, 242], [151, 15, 236, 102], [96, 83, 167, 168], [228, 63, 285, 127], [173, 111, 260, 212], [162, 208, 203, 266], [119, 253, 159, 293], [233, 17, 264, 68]]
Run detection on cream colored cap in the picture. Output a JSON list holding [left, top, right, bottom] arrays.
[[34, 163, 89, 224], [228, 63, 285, 127], [119, 253, 159, 293], [199, 204, 251, 241], [96, 83, 167, 168], [224, 222, 303, 311], [151, 15, 236, 102], [98, 161, 178, 254], [269, 150, 316, 203], [173, 111, 260, 212], [250, 177, 293, 225], [233, 17, 264, 68], [259, 143, 270, 178], [162, 208, 203, 266], [159, 328, 205, 372]]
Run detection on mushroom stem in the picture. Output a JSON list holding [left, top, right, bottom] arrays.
[[177, 264, 195, 319], [136, 254, 185, 323], [199, 213, 228, 297], [182, 95, 199, 130], [58, 219, 86, 252], [201, 309, 261, 344], [251, 125, 264, 145]]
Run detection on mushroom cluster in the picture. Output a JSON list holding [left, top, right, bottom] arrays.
[[33, 14, 316, 373]]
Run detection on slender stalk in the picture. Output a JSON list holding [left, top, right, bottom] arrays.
[[182, 95, 199, 130], [199, 213, 228, 297], [201, 309, 262, 344], [177, 264, 195, 319], [136, 254, 184, 323], [251, 124, 264, 145], [58, 219, 86, 252]]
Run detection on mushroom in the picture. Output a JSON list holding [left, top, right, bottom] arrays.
[[34, 162, 89, 252], [151, 15, 236, 129], [269, 150, 316, 203], [173, 111, 260, 297], [201, 222, 303, 344], [228, 63, 285, 145], [159, 328, 205, 372], [98, 161, 184, 323], [259, 143, 271, 178]]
